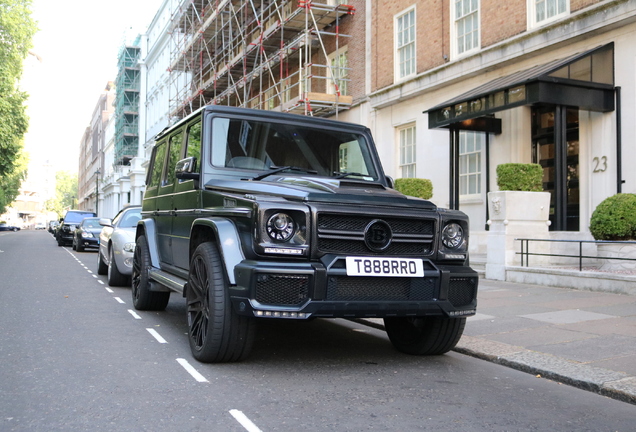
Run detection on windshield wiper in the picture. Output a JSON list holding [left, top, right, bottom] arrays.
[[251, 166, 318, 181], [333, 171, 370, 179]]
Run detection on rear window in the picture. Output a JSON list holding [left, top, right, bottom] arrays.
[[64, 212, 96, 224]]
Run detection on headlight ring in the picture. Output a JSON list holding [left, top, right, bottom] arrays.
[[442, 223, 464, 249], [266, 212, 295, 242]]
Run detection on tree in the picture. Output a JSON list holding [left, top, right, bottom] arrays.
[[0, 149, 28, 214], [45, 171, 78, 218], [0, 0, 37, 178]]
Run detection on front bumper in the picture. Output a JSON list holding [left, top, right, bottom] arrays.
[[79, 238, 99, 249], [231, 255, 478, 319]]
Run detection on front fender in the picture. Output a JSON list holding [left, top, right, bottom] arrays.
[[192, 217, 245, 285], [136, 219, 161, 269]]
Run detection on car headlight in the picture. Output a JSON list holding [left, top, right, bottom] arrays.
[[266, 212, 295, 242], [441, 223, 464, 249], [81, 231, 94, 238], [123, 242, 136, 253]]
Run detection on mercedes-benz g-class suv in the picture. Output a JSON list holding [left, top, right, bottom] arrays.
[[133, 106, 478, 363]]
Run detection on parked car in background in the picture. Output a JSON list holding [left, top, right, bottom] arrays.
[[48, 220, 59, 234], [0, 223, 20, 232], [97, 206, 141, 286], [56, 210, 97, 246], [73, 217, 102, 252], [35, 222, 46, 230]]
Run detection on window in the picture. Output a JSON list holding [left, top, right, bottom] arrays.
[[398, 125, 416, 178], [395, 8, 416, 81], [185, 121, 202, 172], [149, 142, 167, 187], [529, 0, 568, 27], [453, 0, 479, 56], [328, 47, 349, 96], [164, 131, 184, 186], [459, 131, 483, 196]]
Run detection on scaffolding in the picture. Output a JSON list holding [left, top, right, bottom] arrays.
[[167, 0, 355, 121], [114, 42, 141, 165]]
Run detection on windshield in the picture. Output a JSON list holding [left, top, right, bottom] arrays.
[[115, 208, 141, 228], [211, 117, 378, 181], [82, 219, 101, 228], [64, 212, 96, 224]]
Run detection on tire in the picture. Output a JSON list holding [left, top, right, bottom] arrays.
[[131, 235, 169, 310], [107, 247, 128, 286], [187, 242, 255, 363], [76, 236, 84, 252], [97, 249, 108, 275], [72, 238, 76, 250], [384, 316, 466, 355]]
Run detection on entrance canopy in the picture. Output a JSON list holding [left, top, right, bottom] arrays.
[[426, 43, 615, 130]]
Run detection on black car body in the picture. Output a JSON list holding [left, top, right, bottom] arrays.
[[56, 210, 97, 246], [133, 106, 478, 363], [0, 223, 20, 232], [73, 217, 102, 252]]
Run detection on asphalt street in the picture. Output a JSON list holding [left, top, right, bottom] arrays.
[[1, 230, 634, 431]]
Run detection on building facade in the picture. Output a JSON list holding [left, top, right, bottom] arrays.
[[77, 83, 115, 217]]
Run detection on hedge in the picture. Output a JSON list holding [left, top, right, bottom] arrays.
[[394, 178, 433, 200], [496, 163, 543, 192], [589, 193, 636, 240]]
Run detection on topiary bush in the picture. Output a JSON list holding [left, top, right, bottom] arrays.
[[589, 193, 636, 240], [496, 163, 543, 191], [394, 178, 433, 200]]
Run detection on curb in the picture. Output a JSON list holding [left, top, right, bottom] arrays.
[[353, 318, 636, 406]]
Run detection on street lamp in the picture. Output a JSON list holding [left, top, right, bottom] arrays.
[[95, 169, 100, 216]]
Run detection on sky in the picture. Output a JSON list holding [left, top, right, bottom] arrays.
[[21, 0, 162, 174]]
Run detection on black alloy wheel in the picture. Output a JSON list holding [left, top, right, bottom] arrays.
[[186, 242, 255, 363], [131, 235, 169, 310]]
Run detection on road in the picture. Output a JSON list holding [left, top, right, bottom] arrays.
[[1, 230, 634, 431]]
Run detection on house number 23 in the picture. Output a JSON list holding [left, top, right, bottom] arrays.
[[593, 156, 607, 173]]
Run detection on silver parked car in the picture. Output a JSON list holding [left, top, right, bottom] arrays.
[[97, 206, 141, 286]]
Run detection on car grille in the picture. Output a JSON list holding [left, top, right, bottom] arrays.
[[255, 274, 310, 306], [326, 276, 436, 301], [316, 213, 435, 256], [447, 277, 478, 307]]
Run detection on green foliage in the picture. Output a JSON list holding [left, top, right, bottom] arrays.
[[394, 178, 433, 200], [589, 193, 636, 241], [45, 171, 78, 218], [0, 150, 28, 214], [0, 0, 37, 178], [496, 163, 543, 191]]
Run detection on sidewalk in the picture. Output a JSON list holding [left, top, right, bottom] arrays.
[[362, 278, 636, 405]]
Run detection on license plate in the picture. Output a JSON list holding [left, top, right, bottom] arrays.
[[345, 257, 424, 277]]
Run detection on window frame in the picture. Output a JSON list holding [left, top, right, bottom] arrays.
[[394, 6, 417, 82], [327, 45, 349, 96], [397, 123, 417, 179], [527, 0, 569, 29], [458, 131, 484, 198], [451, 0, 481, 59]]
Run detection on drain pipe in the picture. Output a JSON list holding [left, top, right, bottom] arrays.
[[616, 86, 623, 193]]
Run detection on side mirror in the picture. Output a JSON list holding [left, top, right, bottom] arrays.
[[385, 175, 395, 189], [175, 157, 200, 182], [99, 218, 112, 227]]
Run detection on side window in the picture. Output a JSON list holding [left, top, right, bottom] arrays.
[[185, 121, 202, 172], [164, 130, 184, 186], [149, 142, 167, 187]]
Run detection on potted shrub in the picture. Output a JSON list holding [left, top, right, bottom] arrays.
[[394, 178, 433, 199], [589, 193, 636, 270], [486, 163, 551, 280]]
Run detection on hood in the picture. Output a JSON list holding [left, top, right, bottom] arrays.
[[205, 176, 437, 210]]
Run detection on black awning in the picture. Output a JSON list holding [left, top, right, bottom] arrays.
[[426, 43, 615, 129]]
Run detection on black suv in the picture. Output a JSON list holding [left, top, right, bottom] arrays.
[[133, 106, 478, 363], [56, 210, 97, 246]]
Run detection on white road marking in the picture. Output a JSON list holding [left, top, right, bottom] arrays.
[[229, 409, 263, 432], [176, 358, 208, 383], [97, 280, 104, 285], [127, 309, 142, 319], [147, 328, 167, 344], [91, 274, 97, 278], [87, 270, 93, 274], [114, 297, 125, 304], [105, 287, 114, 293]]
